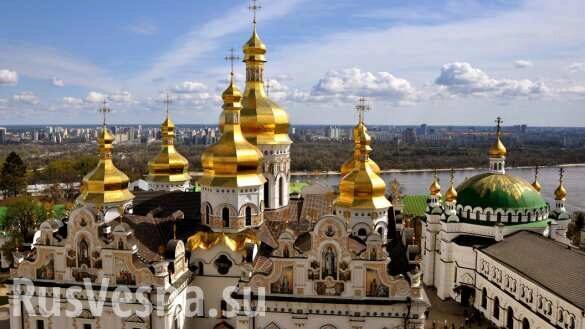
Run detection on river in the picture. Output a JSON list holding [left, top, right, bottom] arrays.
[[290, 165, 585, 212]]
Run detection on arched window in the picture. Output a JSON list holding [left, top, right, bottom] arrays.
[[206, 204, 212, 225], [518, 213, 522, 222], [507, 307, 514, 329], [493, 297, 500, 319], [527, 212, 532, 221], [377, 227, 384, 237], [264, 181, 270, 209], [486, 212, 491, 221], [476, 211, 481, 220], [508, 213, 513, 222], [283, 246, 290, 258], [78, 238, 90, 267], [481, 288, 488, 309], [467, 209, 471, 219], [497, 212, 502, 222], [357, 228, 367, 238], [278, 176, 284, 207], [245, 206, 252, 226], [522, 318, 530, 329], [222, 208, 230, 228]]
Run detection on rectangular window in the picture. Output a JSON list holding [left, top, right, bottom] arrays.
[[83, 324, 92, 329], [36, 320, 45, 329]]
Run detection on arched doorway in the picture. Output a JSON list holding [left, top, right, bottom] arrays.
[[245, 206, 252, 226], [460, 286, 475, 307], [481, 288, 488, 309], [222, 208, 230, 228], [522, 318, 530, 329], [264, 181, 270, 208], [507, 307, 514, 329]]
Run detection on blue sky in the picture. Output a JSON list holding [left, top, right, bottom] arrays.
[[1, 0, 584, 125]]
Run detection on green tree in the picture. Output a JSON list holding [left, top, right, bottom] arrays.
[[3, 197, 44, 244], [0, 152, 28, 198], [567, 212, 585, 245]]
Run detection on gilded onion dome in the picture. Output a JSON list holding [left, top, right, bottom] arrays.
[[445, 170, 458, 202], [489, 119, 507, 158], [199, 75, 265, 188], [77, 126, 134, 206], [340, 121, 381, 176], [554, 168, 567, 200], [238, 25, 291, 146], [146, 113, 190, 183], [429, 172, 441, 196], [335, 123, 390, 210]]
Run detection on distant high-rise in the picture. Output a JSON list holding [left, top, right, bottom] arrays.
[[0, 127, 6, 144]]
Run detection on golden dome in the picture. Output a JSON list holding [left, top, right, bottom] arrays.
[[199, 76, 265, 188], [146, 115, 190, 184], [445, 185, 458, 202], [77, 127, 134, 206], [489, 117, 507, 158], [555, 183, 567, 200], [429, 175, 441, 196], [335, 124, 390, 210], [489, 138, 507, 158], [340, 122, 381, 176], [240, 26, 291, 146]]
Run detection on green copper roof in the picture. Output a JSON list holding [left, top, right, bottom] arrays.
[[457, 173, 547, 210], [402, 195, 428, 217]]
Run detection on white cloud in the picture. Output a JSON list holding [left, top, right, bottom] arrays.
[[0, 69, 18, 85], [133, 0, 307, 83], [85, 91, 106, 103], [13, 91, 39, 105], [435, 62, 548, 97], [566, 62, 585, 73], [173, 81, 208, 93], [312, 67, 417, 102], [109, 90, 134, 103], [513, 60, 533, 68], [62, 97, 84, 106], [51, 77, 64, 87], [127, 19, 158, 36], [0, 45, 114, 90]]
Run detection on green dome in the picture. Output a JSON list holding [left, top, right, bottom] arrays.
[[456, 173, 547, 210]]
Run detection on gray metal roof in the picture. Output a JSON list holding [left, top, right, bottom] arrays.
[[481, 231, 585, 310]]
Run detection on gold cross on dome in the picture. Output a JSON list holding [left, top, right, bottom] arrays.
[[224, 47, 241, 78], [450, 168, 455, 184], [249, 0, 262, 25], [265, 78, 271, 96], [534, 165, 539, 180], [355, 96, 370, 123], [98, 99, 111, 126], [559, 167, 565, 183], [163, 93, 172, 116], [495, 116, 503, 137]]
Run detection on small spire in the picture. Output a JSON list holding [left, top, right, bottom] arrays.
[[355, 96, 370, 123], [495, 116, 503, 138], [163, 93, 172, 117], [532, 165, 542, 192], [98, 99, 111, 127], [249, 0, 261, 27], [224, 47, 241, 83]]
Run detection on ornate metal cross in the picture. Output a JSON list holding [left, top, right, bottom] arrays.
[[163, 93, 172, 117], [355, 96, 370, 123], [225, 47, 240, 78], [98, 99, 111, 126], [249, 0, 262, 25]]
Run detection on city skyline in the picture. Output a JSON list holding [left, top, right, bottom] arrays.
[[1, 0, 585, 126]]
